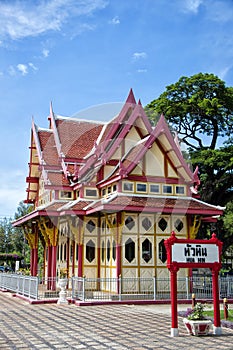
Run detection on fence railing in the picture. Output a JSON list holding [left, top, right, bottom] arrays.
[[1, 273, 233, 302], [0, 274, 38, 299], [72, 275, 233, 302]]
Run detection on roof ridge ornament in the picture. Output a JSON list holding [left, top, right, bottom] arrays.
[[126, 88, 136, 104]]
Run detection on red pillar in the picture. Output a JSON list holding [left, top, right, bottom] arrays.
[[78, 244, 83, 277], [116, 212, 122, 294], [47, 245, 52, 289], [30, 248, 34, 276], [170, 265, 179, 337], [116, 245, 121, 277], [78, 216, 84, 277], [212, 265, 222, 335], [72, 240, 75, 276], [33, 248, 38, 276], [66, 237, 70, 276], [50, 245, 57, 290]]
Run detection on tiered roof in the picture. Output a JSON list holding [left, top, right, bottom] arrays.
[[16, 88, 224, 226]]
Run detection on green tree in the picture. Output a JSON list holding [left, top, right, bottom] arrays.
[[12, 201, 33, 265], [146, 73, 233, 254], [147, 73, 233, 150]]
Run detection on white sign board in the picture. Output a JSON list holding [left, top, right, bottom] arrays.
[[172, 243, 219, 264]]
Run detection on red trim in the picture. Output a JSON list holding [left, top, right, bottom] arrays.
[[26, 177, 39, 184], [85, 204, 223, 216]]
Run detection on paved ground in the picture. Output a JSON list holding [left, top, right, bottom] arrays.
[[0, 292, 233, 350]]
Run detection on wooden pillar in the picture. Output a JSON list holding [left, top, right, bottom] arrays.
[[212, 265, 222, 335], [51, 245, 57, 290], [72, 240, 75, 276], [30, 248, 34, 276], [47, 245, 52, 289], [66, 237, 70, 276], [78, 216, 84, 277], [97, 214, 101, 279], [33, 248, 38, 276], [170, 265, 179, 337], [78, 244, 83, 277], [116, 212, 122, 278]]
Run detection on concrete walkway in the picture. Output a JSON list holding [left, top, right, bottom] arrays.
[[0, 292, 233, 349]]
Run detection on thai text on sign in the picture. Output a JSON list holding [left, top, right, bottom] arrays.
[[172, 243, 219, 264]]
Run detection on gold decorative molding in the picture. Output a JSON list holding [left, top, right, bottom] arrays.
[[38, 218, 59, 246], [67, 216, 84, 245], [104, 213, 125, 244], [23, 225, 38, 249], [190, 215, 201, 239]]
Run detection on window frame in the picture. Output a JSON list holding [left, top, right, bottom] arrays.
[[136, 182, 147, 193], [123, 181, 134, 193]]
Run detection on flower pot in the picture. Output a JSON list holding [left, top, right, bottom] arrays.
[[57, 278, 68, 305], [183, 318, 212, 336]]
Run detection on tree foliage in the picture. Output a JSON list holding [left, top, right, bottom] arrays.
[[147, 73, 233, 255], [0, 201, 33, 267], [190, 146, 233, 205], [147, 73, 233, 150]]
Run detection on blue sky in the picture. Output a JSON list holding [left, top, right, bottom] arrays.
[[0, 0, 233, 217]]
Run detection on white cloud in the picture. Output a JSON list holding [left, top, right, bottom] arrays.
[[137, 69, 147, 73], [181, 0, 233, 22], [182, 0, 203, 13], [109, 16, 120, 25], [42, 49, 50, 58], [0, 0, 108, 41], [29, 62, 38, 71], [132, 52, 147, 60], [17, 64, 28, 75]]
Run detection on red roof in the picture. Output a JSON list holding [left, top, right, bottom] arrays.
[[46, 171, 70, 187], [38, 130, 60, 166], [85, 194, 224, 216], [56, 118, 103, 159]]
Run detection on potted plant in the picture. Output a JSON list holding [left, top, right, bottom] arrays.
[[59, 268, 68, 279], [183, 303, 212, 336]]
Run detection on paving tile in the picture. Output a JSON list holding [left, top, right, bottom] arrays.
[[0, 292, 233, 349]]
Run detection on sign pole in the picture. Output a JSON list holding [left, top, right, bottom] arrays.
[[164, 232, 223, 337], [212, 264, 222, 335], [170, 265, 179, 337]]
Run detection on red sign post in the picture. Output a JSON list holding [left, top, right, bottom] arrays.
[[164, 231, 222, 337]]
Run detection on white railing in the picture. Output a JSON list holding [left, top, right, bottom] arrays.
[[1, 273, 233, 302], [0, 273, 38, 299], [72, 276, 233, 302]]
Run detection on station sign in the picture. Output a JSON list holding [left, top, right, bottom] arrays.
[[165, 231, 222, 269], [172, 242, 219, 264]]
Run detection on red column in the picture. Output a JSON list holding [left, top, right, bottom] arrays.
[[116, 212, 122, 293], [66, 237, 70, 276], [212, 265, 222, 335], [170, 265, 179, 337], [116, 245, 121, 277], [30, 248, 34, 275], [50, 245, 57, 290], [47, 245, 52, 289], [33, 248, 38, 276], [78, 216, 84, 277], [72, 240, 75, 276], [78, 244, 83, 277]]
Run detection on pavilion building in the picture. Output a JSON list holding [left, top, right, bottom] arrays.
[[13, 89, 224, 289]]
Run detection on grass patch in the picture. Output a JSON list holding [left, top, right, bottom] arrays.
[[204, 309, 233, 322]]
